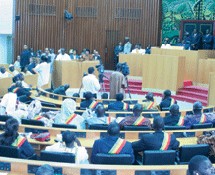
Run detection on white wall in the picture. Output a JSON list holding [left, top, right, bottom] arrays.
[[0, 0, 14, 64], [0, 0, 13, 35]]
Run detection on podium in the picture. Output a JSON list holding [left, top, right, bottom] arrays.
[[142, 55, 185, 94], [53, 60, 99, 88]]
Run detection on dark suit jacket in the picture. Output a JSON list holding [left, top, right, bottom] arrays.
[[202, 34, 213, 50], [108, 101, 130, 111], [159, 97, 175, 111], [164, 114, 180, 126], [91, 136, 134, 164], [20, 50, 31, 68], [80, 99, 93, 109], [190, 33, 201, 50], [53, 86, 66, 95], [132, 131, 179, 153]]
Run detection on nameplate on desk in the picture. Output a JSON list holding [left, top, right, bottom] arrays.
[[135, 170, 170, 175], [124, 100, 138, 104], [81, 169, 116, 175], [100, 132, 125, 139], [0, 162, 11, 171], [28, 165, 62, 174], [60, 131, 86, 138], [25, 128, 49, 134]]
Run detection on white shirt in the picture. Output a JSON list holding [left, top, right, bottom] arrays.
[[14, 61, 21, 69], [10, 70, 19, 76], [56, 53, 70, 61], [82, 74, 100, 94], [34, 62, 50, 87], [0, 71, 11, 78], [45, 142, 89, 164]]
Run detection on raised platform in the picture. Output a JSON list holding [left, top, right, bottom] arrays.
[[103, 72, 208, 106]]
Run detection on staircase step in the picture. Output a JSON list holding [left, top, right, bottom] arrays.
[[177, 90, 208, 101], [172, 95, 208, 106], [181, 86, 208, 95]]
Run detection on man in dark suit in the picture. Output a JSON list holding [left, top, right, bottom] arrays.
[[132, 116, 179, 153], [91, 122, 134, 164], [80, 91, 95, 109], [164, 104, 182, 126], [159, 89, 176, 111], [20, 45, 31, 71], [114, 42, 123, 66], [190, 29, 201, 50], [202, 29, 213, 50], [108, 93, 130, 111]]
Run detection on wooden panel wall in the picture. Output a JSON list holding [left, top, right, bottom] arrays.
[[142, 55, 185, 93], [15, 0, 161, 69]]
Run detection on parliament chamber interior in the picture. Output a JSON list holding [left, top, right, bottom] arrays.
[[0, 0, 215, 175]]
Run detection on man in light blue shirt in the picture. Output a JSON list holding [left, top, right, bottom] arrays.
[[123, 37, 132, 54]]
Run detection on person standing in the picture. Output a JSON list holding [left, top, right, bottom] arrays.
[[109, 63, 126, 99], [202, 29, 213, 50], [190, 29, 201, 50], [56, 48, 70, 61], [33, 56, 50, 88], [123, 37, 132, 54], [114, 42, 123, 65], [20, 45, 31, 71], [82, 67, 100, 98]]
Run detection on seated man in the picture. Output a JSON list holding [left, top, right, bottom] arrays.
[[184, 101, 215, 129], [91, 122, 134, 164], [132, 116, 179, 153], [80, 91, 98, 110], [86, 104, 115, 126], [8, 64, 19, 76], [159, 89, 176, 111], [54, 99, 85, 129], [17, 73, 30, 89], [108, 93, 130, 111], [188, 155, 214, 175], [164, 104, 184, 126], [0, 66, 11, 78], [53, 84, 70, 96], [142, 92, 158, 110], [45, 130, 88, 164], [118, 103, 151, 129]]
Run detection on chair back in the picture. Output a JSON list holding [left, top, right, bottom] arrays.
[[143, 150, 176, 165], [21, 119, 45, 126], [52, 123, 77, 129], [0, 145, 20, 158], [0, 115, 12, 122], [40, 151, 75, 163], [191, 123, 213, 129], [179, 144, 209, 164], [94, 153, 133, 165], [88, 124, 108, 130], [123, 125, 151, 131], [164, 125, 186, 130]]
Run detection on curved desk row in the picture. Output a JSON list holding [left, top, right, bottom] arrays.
[[0, 156, 192, 175]]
